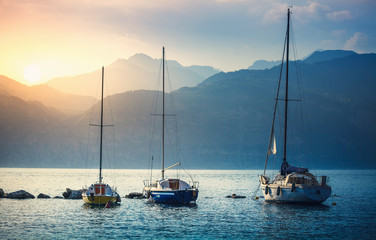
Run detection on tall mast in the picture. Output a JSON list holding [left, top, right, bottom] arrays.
[[99, 66, 104, 183], [283, 9, 290, 167], [162, 47, 165, 179]]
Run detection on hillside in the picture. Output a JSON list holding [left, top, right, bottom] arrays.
[[0, 50, 375, 169], [0, 75, 95, 115], [0, 94, 82, 167]]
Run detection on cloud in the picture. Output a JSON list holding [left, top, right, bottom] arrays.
[[263, 4, 288, 23], [344, 32, 368, 52], [332, 29, 347, 38], [292, 1, 331, 23], [326, 10, 352, 21]]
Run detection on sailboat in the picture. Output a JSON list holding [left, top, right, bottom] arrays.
[[143, 47, 199, 204], [259, 8, 331, 204], [82, 67, 120, 206]]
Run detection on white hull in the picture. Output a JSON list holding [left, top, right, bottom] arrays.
[[259, 173, 331, 204], [261, 184, 331, 204]]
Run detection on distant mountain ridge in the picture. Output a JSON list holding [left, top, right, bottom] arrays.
[[303, 50, 356, 64], [46, 53, 220, 97], [0, 50, 375, 169], [248, 49, 358, 70], [0, 75, 94, 115], [248, 60, 282, 70]]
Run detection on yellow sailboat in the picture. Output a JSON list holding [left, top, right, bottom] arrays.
[[82, 183, 119, 205], [82, 67, 120, 206]]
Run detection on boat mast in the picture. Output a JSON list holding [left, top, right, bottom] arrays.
[[99, 66, 104, 183], [282, 8, 290, 171], [162, 47, 165, 179]]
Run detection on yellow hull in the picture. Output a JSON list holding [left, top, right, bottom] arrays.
[[82, 194, 117, 205]]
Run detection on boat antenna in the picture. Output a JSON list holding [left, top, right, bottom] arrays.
[[150, 156, 154, 183], [282, 8, 291, 175], [162, 46, 165, 180], [99, 66, 104, 183]]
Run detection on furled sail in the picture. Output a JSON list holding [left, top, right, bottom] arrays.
[[281, 161, 308, 175], [268, 132, 277, 155]]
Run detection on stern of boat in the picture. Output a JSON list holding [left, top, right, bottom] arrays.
[[148, 178, 199, 204], [82, 183, 120, 205]]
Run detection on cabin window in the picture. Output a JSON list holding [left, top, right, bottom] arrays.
[[169, 179, 179, 190]]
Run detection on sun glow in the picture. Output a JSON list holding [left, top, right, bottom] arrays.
[[23, 64, 42, 84]]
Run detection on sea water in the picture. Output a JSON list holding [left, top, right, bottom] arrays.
[[0, 169, 375, 239]]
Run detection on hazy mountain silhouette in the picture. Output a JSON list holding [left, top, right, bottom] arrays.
[[45, 53, 220, 97], [303, 50, 356, 64], [0, 50, 375, 169], [0, 75, 95, 114], [248, 60, 282, 70], [248, 49, 357, 70]]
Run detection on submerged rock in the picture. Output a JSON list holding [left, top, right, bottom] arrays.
[[53, 196, 64, 199], [0, 188, 4, 198], [37, 193, 51, 199], [125, 192, 145, 199], [6, 190, 35, 199], [226, 194, 246, 199], [63, 188, 84, 199]]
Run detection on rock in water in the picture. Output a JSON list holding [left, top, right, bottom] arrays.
[[62, 188, 72, 198], [63, 188, 84, 199], [37, 193, 51, 199], [225, 193, 246, 199], [6, 190, 35, 199], [68, 190, 84, 199], [0, 188, 4, 198], [125, 192, 145, 199]]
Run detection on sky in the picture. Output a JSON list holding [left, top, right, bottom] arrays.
[[1, 0, 375, 85]]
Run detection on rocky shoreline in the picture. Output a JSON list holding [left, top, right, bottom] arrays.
[[0, 188, 85, 200]]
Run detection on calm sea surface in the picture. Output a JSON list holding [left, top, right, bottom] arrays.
[[0, 169, 375, 239]]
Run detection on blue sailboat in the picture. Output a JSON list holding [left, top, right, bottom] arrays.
[[143, 47, 199, 205]]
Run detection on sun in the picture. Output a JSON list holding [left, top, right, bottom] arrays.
[[23, 64, 42, 84]]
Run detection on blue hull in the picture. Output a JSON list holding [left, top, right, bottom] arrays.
[[150, 190, 198, 204]]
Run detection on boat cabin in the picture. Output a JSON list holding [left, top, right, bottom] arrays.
[[158, 179, 192, 190], [87, 183, 113, 196], [285, 173, 319, 186]]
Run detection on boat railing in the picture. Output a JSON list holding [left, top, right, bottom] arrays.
[[143, 180, 151, 188], [317, 176, 329, 186], [190, 181, 199, 189]]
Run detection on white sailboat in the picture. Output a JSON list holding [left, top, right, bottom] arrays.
[[82, 67, 120, 206], [259, 8, 331, 204], [143, 47, 199, 204]]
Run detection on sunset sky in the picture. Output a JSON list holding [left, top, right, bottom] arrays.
[[1, 0, 375, 85]]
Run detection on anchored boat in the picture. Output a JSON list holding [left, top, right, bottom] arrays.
[[82, 67, 120, 206], [259, 8, 331, 204], [143, 47, 199, 204]]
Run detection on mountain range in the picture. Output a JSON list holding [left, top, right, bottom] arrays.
[[0, 75, 95, 115], [0, 50, 375, 170], [46, 53, 220, 97], [247, 49, 356, 70]]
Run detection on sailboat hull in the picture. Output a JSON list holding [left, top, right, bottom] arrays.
[[150, 189, 198, 204], [261, 184, 331, 204], [82, 194, 118, 205], [82, 183, 120, 206]]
